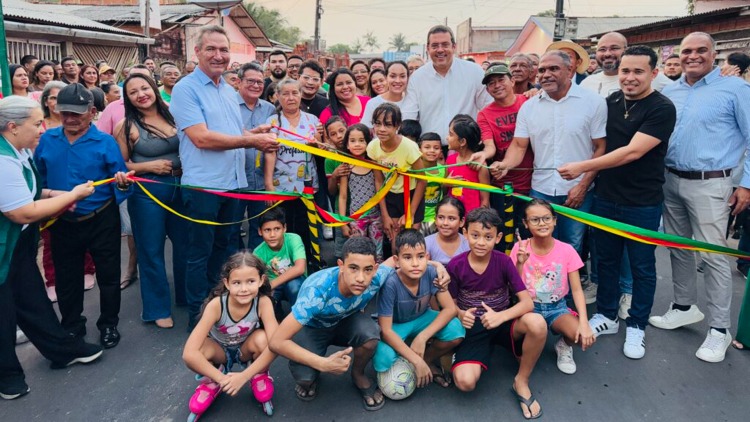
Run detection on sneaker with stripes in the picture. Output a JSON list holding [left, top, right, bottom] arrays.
[[623, 327, 646, 359], [589, 313, 619, 337]]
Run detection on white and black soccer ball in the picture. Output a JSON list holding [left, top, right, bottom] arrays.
[[377, 357, 417, 400]]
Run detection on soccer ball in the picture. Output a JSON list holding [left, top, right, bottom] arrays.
[[377, 357, 416, 400]]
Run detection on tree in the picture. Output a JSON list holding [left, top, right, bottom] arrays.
[[389, 33, 415, 52], [351, 38, 364, 54], [328, 43, 358, 54], [687, 0, 695, 15], [537, 9, 556, 17], [363, 31, 380, 52], [246, 3, 303, 47]]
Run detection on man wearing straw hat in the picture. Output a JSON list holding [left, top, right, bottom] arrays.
[[545, 39, 590, 85]]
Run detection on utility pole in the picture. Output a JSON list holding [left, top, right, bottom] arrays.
[[144, 0, 150, 56], [313, 0, 323, 55], [553, 0, 566, 41]]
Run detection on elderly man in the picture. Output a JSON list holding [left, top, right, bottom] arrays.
[[582, 32, 672, 97], [170, 25, 279, 329], [34, 84, 133, 348], [184, 61, 197, 75], [546, 40, 590, 85], [158, 64, 181, 104], [491, 51, 606, 255], [559, 46, 677, 359], [235, 62, 276, 250], [509, 53, 537, 94], [648, 32, 750, 363], [401, 25, 492, 143]]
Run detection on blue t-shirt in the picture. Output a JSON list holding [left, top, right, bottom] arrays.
[[292, 265, 395, 328], [377, 265, 438, 324]]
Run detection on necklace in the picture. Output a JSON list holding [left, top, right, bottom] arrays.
[[623, 98, 638, 119]]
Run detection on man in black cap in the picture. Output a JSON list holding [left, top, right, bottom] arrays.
[[34, 83, 133, 349]]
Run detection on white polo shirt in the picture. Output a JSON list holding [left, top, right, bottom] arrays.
[[401, 57, 492, 143], [515, 83, 607, 196]]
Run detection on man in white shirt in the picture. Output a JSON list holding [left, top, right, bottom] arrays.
[[582, 32, 673, 97], [401, 25, 492, 143], [491, 51, 607, 254]]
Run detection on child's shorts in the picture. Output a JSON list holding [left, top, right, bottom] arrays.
[[452, 318, 523, 371], [533, 299, 571, 328], [385, 191, 425, 225], [373, 309, 465, 372]]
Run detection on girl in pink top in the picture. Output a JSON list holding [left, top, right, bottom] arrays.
[[446, 114, 490, 212], [510, 199, 595, 375], [319, 68, 370, 126]]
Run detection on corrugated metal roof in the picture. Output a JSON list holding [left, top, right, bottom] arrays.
[[3, 0, 146, 36], [590, 6, 749, 36], [46, 4, 207, 24]]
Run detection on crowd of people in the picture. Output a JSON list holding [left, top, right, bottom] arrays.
[[1, 22, 750, 419]]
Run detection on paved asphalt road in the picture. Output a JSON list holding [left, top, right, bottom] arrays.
[[3, 239, 749, 421]]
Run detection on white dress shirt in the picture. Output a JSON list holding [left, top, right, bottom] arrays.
[[401, 57, 492, 143], [515, 83, 608, 196]]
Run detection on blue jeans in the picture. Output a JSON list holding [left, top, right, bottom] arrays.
[[529, 188, 594, 254], [272, 276, 304, 305], [593, 196, 662, 329], [233, 200, 267, 251], [590, 233, 634, 294], [182, 189, 242, 324], [129, 174, 188, 321]]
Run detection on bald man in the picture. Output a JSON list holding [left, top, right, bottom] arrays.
[[649, 32, 750, 363], [582, 32, 673, 97]]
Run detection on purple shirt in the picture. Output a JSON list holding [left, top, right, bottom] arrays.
[[447, 250, 526, 316]]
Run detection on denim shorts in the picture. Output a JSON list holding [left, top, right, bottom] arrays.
[[533, 299, 571, 327]]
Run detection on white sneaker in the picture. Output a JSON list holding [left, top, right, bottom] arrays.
[[583, 282, 598, 305], [15, 328, 29, 345], [618, 294, 632, 320], [623, 326, 645, 359], [695, 329, 732, 363], [554, 337, 576, 374], [648, 303, 704, 330], [589, 313, 619, 337]]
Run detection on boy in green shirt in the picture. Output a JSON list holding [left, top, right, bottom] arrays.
[[253, 208, 307, 315], [419, 132, 445, 234]]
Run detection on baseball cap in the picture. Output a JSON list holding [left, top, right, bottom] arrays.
[[482, 63, 511, 84], [56, 83, 94, 114], [99, 65, 116, 75]]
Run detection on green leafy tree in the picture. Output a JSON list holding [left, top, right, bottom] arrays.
[[537, 9, 556, 17], [246, 3, 303, 46], [389, 33, 416, 52], [328, 43, 356, 54], [687, 0, 695, 15]]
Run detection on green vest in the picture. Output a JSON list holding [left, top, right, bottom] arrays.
[[0, 136, 41, 286]]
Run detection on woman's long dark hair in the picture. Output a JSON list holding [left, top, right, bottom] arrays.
[[31, 60, 57, 87], [8, 65, 27, 94], [328, 68, 358, 120], [368, 68, 387, 98], [120, 74, 175, 156], [78, 64, 100, 88]]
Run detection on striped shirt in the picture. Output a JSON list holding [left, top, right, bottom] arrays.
[[663, 67, 750, 187]]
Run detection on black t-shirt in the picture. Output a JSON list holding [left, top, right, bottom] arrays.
[[301, 94, 330, 118], [596, 90, 676, 206]]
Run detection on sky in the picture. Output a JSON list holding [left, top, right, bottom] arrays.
[[248, 0, 690, 48]]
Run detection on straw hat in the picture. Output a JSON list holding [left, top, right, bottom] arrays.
[[546, 40, 590, 74]]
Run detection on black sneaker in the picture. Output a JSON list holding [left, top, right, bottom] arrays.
[[0, 383, 30, 400], [50, 342, 104, 369]]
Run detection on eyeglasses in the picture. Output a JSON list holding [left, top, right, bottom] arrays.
[[526, 215, 555, 226], [288, 64, 301, 69], [300, 75, 321, 83], [242, 79, 264, 86]]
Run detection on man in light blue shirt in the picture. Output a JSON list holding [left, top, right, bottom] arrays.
[[170, 25, 279, 328], [649, 32, 750, 363], [236, 62, 276, 250]]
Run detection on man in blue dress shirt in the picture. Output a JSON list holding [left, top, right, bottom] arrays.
[[170, 25, 279, 329], [649, 32, 750, 363], [34, 83, 132, 349]]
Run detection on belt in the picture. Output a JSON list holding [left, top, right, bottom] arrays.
[[667, 167, 732, 180], [59, 198, 114, 223]]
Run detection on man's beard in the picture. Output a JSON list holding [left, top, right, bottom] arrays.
[[272, 69, 287, 79], [666, 73, 681, 81]]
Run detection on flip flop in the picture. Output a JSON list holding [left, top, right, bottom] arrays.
[[732, 340, 749, 351], [358, 383, 385, 411], [295, 381, 318, 402], [511, 386, 543, 419]]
